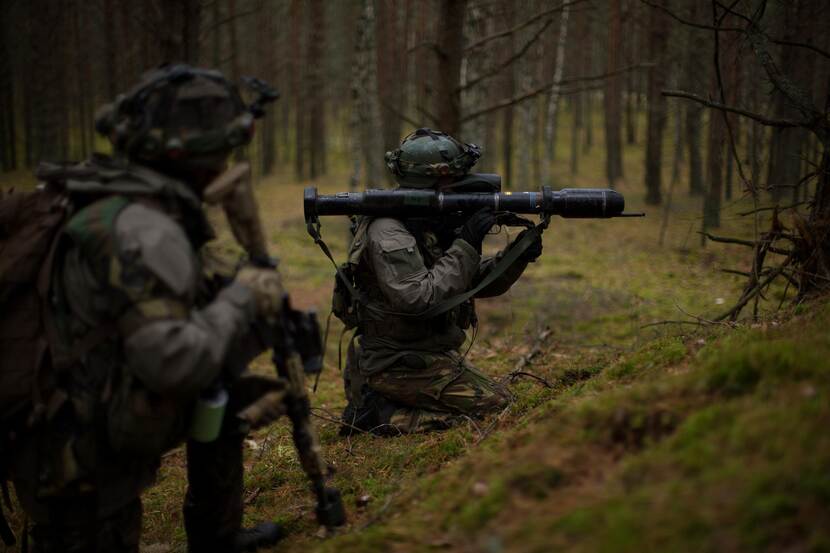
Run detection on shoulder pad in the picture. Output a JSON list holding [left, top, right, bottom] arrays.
[[367, 217, 410, 241], [367, 218, 418, 254], [347, 216, 374, 266], [114, 203, 197, 298]]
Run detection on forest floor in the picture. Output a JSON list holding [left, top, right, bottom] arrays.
[[3, 142, 828, 552]]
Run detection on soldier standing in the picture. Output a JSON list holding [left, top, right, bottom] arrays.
[[340, 128, 543, 434], [5, 65, 288, 552]]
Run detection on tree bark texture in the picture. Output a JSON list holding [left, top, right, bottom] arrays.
[[351, 0, 383, 187], [644, 0, 669, 205], [603, 0, 624, 189], [307, 0, 326, 178], [28, 0, 66, 162], [766, 0, 815, 202], [500, 1, 515, 188], [703, 12, 740, 231], [434, 0, 467, 137], [289, 0, 305, 180], [542, 3, 571, 186]]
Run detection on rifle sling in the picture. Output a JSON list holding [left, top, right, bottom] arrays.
[[307, 217, 545, 321]]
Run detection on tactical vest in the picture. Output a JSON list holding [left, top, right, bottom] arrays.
[[338, 218, 475, 341]]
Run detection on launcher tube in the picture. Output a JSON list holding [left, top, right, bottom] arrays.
[[304, 186, 627, 219]]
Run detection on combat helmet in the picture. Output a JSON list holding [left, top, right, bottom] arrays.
[[385, 128, 481, 188], [94, 64, 276, 170]]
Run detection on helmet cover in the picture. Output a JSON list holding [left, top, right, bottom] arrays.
[[385, 128, 481, 188]]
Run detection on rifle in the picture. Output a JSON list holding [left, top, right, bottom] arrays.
[[204, 162, 346, 529]]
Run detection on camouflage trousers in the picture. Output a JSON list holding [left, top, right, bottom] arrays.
[[344, 347, 510, 435]]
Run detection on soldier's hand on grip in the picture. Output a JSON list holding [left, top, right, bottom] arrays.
[[235, 266, 284, 320], [459, 207, 496, 253], [514, 229, 543, 262]]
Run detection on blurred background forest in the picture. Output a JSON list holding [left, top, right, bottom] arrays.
[[0, 0, 826, 218], [3, 0, 830, 316]]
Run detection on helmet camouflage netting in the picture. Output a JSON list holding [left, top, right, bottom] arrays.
[[94, 64, 254, 162], [385, 128, 481, 188]]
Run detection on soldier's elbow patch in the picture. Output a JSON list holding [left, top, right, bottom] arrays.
[[115, 204, 197, 298], [377, 235, 424, 279]]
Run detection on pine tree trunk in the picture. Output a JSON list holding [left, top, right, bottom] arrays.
[[500, 1, 515, 188], [542, 3, 571, 186], [307, 0, 325, 179], [583, 11, 594, 153], [0, 12, 14, 170], [644, 0, 668, 205], [603, 0, 624, 189], [258, 1, 276, 176], [434, 0, 466, 137], [289, 0, 305, 180]]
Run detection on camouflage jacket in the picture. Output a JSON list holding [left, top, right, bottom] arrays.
[[9, 156, 260, 520], [353, 217, 531, 375]]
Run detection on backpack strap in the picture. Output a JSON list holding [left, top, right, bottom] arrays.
[[0, 480, 15, 546]]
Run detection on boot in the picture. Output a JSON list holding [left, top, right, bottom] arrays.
[[233, 522, 284, 552]]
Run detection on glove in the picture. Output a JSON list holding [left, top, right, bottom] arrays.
[[459, 207, 496, 253], [513, 229, 543, 262], [235, 265, 284, 320]]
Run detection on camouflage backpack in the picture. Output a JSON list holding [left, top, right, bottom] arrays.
[[0, 175, 71, 546], [0, 183, 69, 424]]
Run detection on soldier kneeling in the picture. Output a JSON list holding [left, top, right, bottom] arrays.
[[340, 128, 542, 435]]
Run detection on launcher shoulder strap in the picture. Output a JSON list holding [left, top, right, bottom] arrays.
[[307, 215, 548, 321]]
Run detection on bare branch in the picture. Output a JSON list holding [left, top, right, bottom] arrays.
[[379, 99, 422, 128], [464, 0, 584, 53], [463, 64, 651, 123], [200, 1, 263, 37], [737, 201, 810, 217], [458, 17, 555, 93], [700, 231, 793, 255], [721, 268, 752, 277], [639, 0, 830, 60], [662, 90, 802, 128]]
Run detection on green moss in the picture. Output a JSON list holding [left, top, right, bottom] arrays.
[[452, 479, 508, 531], [699, 334, 830, 397], [606, 337, 687, 381]]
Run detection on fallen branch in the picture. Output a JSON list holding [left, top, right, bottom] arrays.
[[699, 232, 793, 256], [510, 327, 552, 374], [509, 371, 554, 388], [640, 319, 707, 329]]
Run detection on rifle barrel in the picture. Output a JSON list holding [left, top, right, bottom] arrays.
[[304, 186, 633, 219]]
